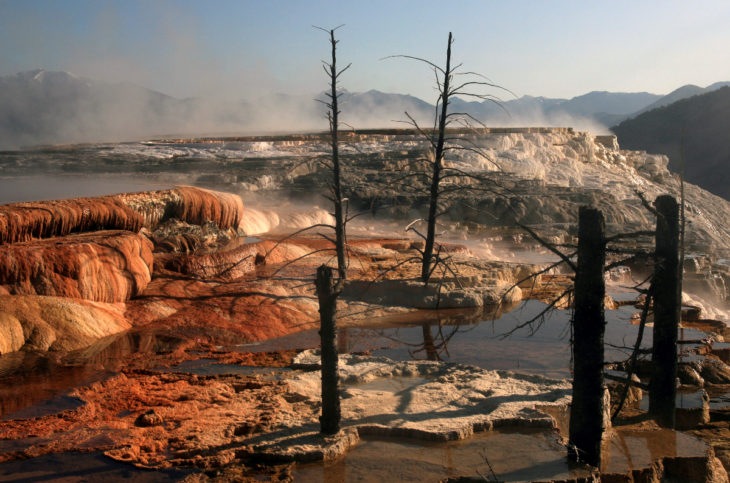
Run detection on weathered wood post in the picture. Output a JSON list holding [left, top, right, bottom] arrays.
[[316, 264, 340, 434], [649, 195, 680, 428], [569, 206, 607, 468]]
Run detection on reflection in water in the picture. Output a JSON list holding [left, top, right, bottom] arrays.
[[248, 299, 710, 379], [363, 320, 460, 362], [60, 330, 185, 369], [601, 428, 706, 474], [0, 352, 109, 419], [706, 385, 730, 409], [359, 312, 571, 378], [158, 358, 292, 379], [639, 389, 708, 411], [294, 429, 593, 482], [0, 174, 171, 204], [421, 324, 440, 361], [0, 329, 186, 419], [0, 451, 191, 481], [290, 411, 711, 481]]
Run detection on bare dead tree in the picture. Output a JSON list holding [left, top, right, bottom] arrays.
[[418, 32, 452, 284], [386, 32, 512, 283], [312, 25, 351, 435], [315, 25, 351, 282], [256, 27, 353, 280]]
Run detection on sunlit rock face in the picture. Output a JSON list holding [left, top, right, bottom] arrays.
[[331, 129, 730, 255], [0, 185, 249, 354], [0, 295, 130, 352], [0, 231, 153, 303], [117, 186, 244, 231], [0, 185, 246, 304], [0, 185, 248, 307], [3, 129, 726, 254], [162, 129, 724, 256], [161, 239, 309, 280], [0, 196, 142, 244], [0, 186, 244, 245]]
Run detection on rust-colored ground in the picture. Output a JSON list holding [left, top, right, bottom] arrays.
[[0, 367, 314, 473], [9, 233, 726, 481], [0, 236, 424, 477]]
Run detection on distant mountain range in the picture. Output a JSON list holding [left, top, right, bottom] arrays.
[[447, 91, 663, 130], [0, 71, 428, 148], [0, 69, 728, 151], [631, 81, 730, 116], [0, 70, 191, 148], [612, 86, 730, 201]]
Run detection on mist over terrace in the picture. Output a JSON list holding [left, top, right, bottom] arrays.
[[0, 68, 635, 150]]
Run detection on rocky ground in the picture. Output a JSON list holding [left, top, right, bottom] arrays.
[[1, 129, 730, 481], [0, 185, 562, 481]]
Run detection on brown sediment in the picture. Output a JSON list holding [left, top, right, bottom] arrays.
[[0, 230, 153, 303], [0, 370, 313, 470], [123, 267, 320, 345], [162, 239, 310, 280], [117, 186, 244, 231], [0, 186, 244, 245], [0, 295, 130, 352], [210, 349, 298, 367], [0, 196, 142, 244], [683, 318, 730, 337]]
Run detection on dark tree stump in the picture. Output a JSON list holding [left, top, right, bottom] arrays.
[[316, 264, 340, 434], [649, 195, 680, 428], [568, 206, 607, 468]]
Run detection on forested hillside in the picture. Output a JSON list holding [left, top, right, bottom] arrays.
[[612, 86, 730, 201]]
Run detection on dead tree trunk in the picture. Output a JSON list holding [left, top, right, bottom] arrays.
[[316, 264, 340, 434], [649, 195, 680, 428], [390, 31, 509, 283], [325, 29, 347, 281], [315, 25, 350, 281], [421, 32, 453, 283], [568, 206, 607, 468]]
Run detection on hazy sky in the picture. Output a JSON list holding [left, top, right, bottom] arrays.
[[1, 0, 729, 102]]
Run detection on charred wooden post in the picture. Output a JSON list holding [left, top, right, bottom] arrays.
[[316, 264, 341, 434], [649, 195, 681, 428], [568, 206, 607, 468]]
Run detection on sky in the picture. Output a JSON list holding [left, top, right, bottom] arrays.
[[1, 0, 730, 103]]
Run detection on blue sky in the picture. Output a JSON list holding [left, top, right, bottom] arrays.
[[1, 0, 729, 102]]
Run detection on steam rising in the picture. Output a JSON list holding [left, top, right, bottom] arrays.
[[239, 206, 335, 236], [0, 69, 621, 150]]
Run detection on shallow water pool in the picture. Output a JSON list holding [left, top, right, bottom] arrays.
[[243, 299, 707, 379]]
